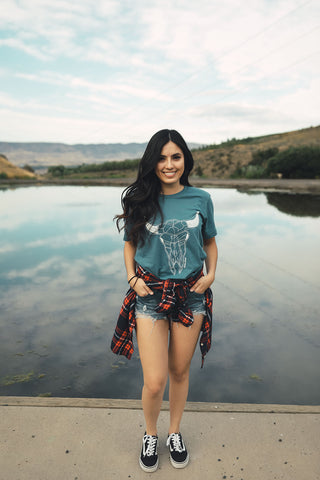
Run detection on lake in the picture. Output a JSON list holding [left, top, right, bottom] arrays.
[[0, 186, 319, 404]]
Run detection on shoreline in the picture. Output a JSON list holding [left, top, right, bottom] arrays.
[[1, 177, 320, 194], [1, 396, 320, 412]]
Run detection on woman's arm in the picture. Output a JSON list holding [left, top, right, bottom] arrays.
[[124, 240, 137, 282], [190, 237, 218, 293], [204, 236, 218, 283], [124, 241, 153, 296]]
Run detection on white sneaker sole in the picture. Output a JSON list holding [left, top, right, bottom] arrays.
[[169, 452, 190, 469], [139, 457, 159, 473]]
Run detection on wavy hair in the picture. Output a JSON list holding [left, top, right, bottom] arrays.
[[115, 129, 194, 247]]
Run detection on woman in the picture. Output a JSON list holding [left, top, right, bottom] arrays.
[[112, 129, 218, 472]]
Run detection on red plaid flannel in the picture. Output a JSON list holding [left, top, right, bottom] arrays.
[[110, 265, 213, 367]]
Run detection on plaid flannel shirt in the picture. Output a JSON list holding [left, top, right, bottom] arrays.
[[110, 265, 213, 367]]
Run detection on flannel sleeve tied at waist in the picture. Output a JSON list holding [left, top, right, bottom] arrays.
[[110, 265, 213, 367]]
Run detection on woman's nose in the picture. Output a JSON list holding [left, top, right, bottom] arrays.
[[165, 158, 173, 169]]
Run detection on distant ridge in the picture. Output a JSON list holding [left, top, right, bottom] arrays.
[[0, 141, 202, 171], [0, 142, 148, 170]]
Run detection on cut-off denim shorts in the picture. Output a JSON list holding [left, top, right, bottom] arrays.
[[135, 290, 206, 321]]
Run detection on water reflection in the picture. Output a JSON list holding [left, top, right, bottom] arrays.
[[0, 186, 319, 404], [265, 192, 320, 217]]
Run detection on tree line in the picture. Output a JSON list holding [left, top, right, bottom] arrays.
[[233, 146, 320, 179], [48, 158, 140, 177]]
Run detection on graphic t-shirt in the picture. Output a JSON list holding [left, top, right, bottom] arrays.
[[124, 186, 217, 280]]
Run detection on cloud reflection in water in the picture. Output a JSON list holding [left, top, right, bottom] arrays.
[[0, 186, 319, 404]]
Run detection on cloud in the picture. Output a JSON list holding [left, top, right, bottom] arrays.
[[0, 244, 16, 254], [0, 186, 122, 231], [190, 102, 280, 122], [4, 250, 124, 298], [0, 92, 21, 108], [26, 226, 117, 250], [5, 256, 63, 280], [0, 37, 49, 60], [0, 0, 319, 143], [0, 106, 120, 143], [1, 0, 144, 67], [273, 77, 320, 124], [16, 71, 172, 102]]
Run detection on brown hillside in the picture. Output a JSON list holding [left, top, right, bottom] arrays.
[[0, 154, 36, 179], [192, 125, 320, 178]]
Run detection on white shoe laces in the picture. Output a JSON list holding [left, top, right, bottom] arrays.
[[167, 433, 185, 452], [143, 434, 157, 457]]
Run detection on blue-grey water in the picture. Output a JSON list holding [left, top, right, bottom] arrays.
[[0, 186, 319, 404]]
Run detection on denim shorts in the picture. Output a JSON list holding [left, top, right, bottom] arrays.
[[135, 290, 206, 321]]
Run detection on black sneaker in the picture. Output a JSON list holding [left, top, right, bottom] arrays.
[[139, 432, 159, 473], [166, 432, 189, 468]]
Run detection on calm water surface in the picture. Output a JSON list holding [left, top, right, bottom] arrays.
[[0, 186, 319, 404]]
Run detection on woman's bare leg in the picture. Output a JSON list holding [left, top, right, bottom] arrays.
[[136, 316, 169, 436], [168, 314, 203, 434]]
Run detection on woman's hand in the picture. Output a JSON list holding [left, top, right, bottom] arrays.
[[129, 277, 154, 297], [124, 241, 153, 296], [191, 237, 218, 294], [190, 274, 215, 294]]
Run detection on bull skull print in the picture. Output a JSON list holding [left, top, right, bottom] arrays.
[[146, 211, 200, 275]]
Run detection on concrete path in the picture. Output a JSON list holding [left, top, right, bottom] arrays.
[[1, 397, 319, 480]]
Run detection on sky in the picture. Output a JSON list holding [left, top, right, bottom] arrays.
[[0, 0, 319, 145]]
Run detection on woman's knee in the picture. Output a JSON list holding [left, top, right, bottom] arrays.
[[168, 363, 190, 384], [144, 375, 167, 397]]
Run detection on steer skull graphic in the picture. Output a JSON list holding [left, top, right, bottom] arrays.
[[146, 212, 200, 275]]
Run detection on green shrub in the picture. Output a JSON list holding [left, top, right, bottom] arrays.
[[47, 165, 66, 177], [266, 146, 320, 179], [251, 147, 279, 166], [195, 166, 203, 176], [232, 165, 266, 179], [244, 165, 267, 179], [22, 164, 35, 173]]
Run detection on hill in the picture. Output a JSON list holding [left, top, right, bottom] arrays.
[[0, 141, 201, 171], [192, 125, 320, 178], [0, 142, 148, 171], [0, 154, 36, 179]]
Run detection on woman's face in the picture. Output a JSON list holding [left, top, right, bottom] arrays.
[[155, 141, 185, 190]]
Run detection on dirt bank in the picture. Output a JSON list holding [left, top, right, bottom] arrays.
[[192, 178, 320, 194], [1, 177, 320, 194]]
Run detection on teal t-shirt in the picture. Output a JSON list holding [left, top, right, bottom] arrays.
[[124, 186, 217, 280]]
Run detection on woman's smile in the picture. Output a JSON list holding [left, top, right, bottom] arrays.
[[155, 141, 185, 193], [162, 170, 178, 177]]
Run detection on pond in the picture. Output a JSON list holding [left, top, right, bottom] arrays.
[[0, 186, 319, 405]]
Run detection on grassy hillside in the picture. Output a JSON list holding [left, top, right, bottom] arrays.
[[192, 125, 320, 178], [0, 154, 36, 179]]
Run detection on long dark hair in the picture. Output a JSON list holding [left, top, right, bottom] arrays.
[[115, 129, 194, 247]]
